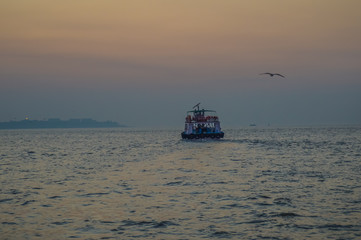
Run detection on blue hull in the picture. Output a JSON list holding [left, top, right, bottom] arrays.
[[181, 132, 224, 139]]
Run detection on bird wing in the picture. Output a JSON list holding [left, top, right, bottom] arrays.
[[274, 73, 285, 78]]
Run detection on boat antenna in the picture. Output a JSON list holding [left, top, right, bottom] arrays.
[[193, 102, 201, 111]]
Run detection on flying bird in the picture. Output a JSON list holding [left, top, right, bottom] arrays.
[[260, 72, 285, 78]]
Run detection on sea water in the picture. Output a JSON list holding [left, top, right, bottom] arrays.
[[0, 127, 360, 239]]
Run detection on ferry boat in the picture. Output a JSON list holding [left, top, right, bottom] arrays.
[[181, 103, 224, 139]]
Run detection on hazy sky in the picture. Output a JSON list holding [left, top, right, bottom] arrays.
[[1, 0, 361, 127]]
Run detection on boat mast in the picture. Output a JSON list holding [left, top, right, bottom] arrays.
[[193, 102, 200, 111]]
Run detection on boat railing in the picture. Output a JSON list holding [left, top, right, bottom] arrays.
[[185, 115, 219, 123]]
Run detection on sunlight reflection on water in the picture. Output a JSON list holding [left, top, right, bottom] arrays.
[[0, 127, 360, 239]]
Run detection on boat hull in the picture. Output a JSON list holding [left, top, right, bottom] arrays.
[[181, 132, 224, 139]]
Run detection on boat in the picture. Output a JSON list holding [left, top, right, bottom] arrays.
[[181, 103, 224, 139]]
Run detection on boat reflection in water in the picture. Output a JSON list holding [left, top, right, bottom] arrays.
[[181, 103, 224, 139]]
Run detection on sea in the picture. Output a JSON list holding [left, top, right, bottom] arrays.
[[0, 126, 360, 239]]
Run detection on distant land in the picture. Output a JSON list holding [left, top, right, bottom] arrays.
[[0, 118, 126, 129]]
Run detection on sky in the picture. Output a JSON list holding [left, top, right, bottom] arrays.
[[1, 0, 361, 127]]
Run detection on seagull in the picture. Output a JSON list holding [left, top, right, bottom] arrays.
[[260, 72, 285, 78]]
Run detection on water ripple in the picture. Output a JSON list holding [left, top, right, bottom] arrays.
[[0, 127, 360, 239]]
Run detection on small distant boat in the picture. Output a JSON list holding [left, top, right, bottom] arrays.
[[249, 123, 256, 127], [181, 103, 224, 139]]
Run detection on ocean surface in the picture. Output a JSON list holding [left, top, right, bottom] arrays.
[[0, 126, 360, 239]]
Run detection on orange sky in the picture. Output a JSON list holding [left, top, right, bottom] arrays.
[[2, 0, 361, 88], [1, 0, 361, 125]]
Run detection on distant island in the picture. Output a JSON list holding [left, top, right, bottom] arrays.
[[0, 118, 126, 129]]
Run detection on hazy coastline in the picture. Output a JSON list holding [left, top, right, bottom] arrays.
[[0, 118, 126, 129]]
